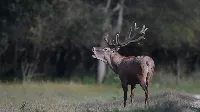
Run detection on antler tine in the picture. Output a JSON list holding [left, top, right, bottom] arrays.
[[104, 34, 119, 47], [121, 35, 145, 46], [118, 23, 148, 47], [140, 25, 148, 35], [132, 22, 140, 38], [116, 32, 120, 45], [104, 34, 112, 46], [127, 26, 133, 39], [112, 40, 115, 45], [134, 23, 139, 30], [126, 22, 140, 40]]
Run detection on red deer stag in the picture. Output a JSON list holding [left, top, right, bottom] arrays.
[[92, 23, 155, 107]]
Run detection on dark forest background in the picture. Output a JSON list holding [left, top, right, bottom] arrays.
[[0, 0, 200, 84]]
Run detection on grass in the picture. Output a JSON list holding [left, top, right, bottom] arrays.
[[0, 75, 199, 112]]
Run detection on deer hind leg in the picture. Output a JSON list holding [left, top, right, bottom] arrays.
[[130, 84, 136, 104], [145, 73, 151, 106], [140, 80, 148, 107], [122, 83, 128, 107]]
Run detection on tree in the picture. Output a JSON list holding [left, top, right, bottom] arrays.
[[96, 0, 124, 84]]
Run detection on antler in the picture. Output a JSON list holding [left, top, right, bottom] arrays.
[[116, 23, 148, 47], [104, 34, 119, 47], [104, 22, 148, 48]]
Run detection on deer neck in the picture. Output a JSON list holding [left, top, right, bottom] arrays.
[[107, 53, 123, 74]]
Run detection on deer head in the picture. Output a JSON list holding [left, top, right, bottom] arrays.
[[92, 23, 148, 64]]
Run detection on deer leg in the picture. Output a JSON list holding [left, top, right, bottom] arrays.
[[145, 73, 151, 106], [122, 83, 128, 107], [140, 81, 148, 107], [145, 87, 149, 107], [130, 84, 136, 104]]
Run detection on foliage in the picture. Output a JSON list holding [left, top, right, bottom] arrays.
[[0, 0, 200, 82]]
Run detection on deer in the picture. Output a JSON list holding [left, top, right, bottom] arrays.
[[92, 23, 155, 107]]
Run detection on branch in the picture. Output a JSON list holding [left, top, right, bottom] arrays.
[[111, 3, 121, 14], [113, 0, 124, 34], [105, 0, 112, 11]]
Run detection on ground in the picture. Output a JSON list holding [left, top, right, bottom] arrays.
[[0, 80, 199, 112]]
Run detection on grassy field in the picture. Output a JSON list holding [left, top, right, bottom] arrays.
[[0, 75, 200, 112]]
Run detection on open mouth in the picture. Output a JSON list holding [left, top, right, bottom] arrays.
[[92, 47, 107, 63], [92, 53, 107, 63], [92, 54, 96, 58]]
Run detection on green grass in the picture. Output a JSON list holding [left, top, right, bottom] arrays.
[[0, 74, 199, 112]]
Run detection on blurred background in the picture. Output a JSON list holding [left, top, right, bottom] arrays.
[[0, 0, 200, 85]]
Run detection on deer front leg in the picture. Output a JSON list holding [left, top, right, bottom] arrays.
[[130, 84, 136, 104], [122, 83, 128, 107]]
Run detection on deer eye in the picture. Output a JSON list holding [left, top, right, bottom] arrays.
[[103, 48, 108, 51]]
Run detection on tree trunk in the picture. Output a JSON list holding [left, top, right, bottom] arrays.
[[97, 36, 107, 83], [21, 46, 40, 83], [96, 0, 124, 84], [14, 43, 18, 79], [176, 57, 181, 85], [97, 60, 106, 83], [96, 0, 110, 84], [195, 56, 200, 70], [21, 62, 29, 83]]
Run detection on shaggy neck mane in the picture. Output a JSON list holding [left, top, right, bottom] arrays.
[[106, 52, 124, 74]]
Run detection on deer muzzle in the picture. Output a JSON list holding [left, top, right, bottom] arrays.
[[92, 47, 97, 58]]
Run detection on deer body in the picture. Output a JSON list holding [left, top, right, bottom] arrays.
[[109, 54, 143, 84], [93, 47, 154, 106], [92, 22, 155, 107]]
